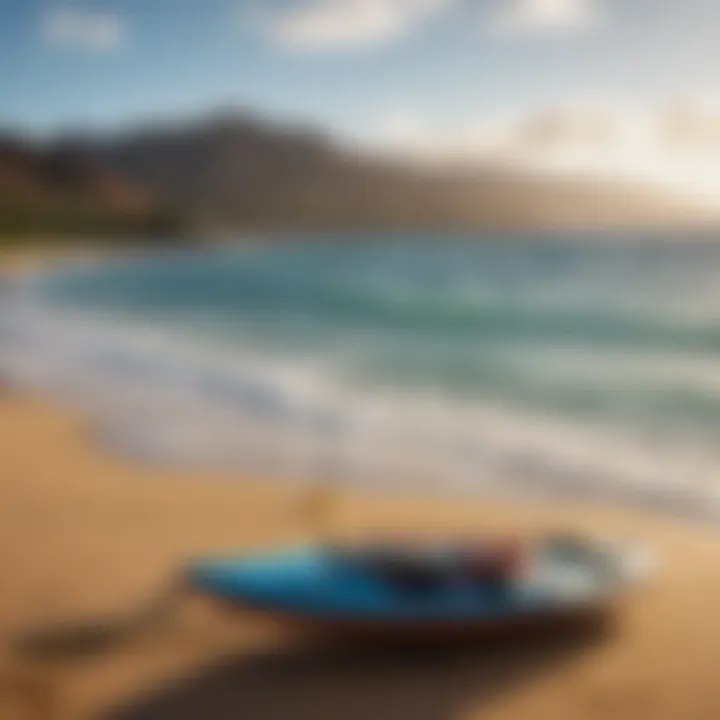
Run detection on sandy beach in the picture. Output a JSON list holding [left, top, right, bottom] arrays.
[[3, 252, 720, 720], [2, 391, 720, 719]]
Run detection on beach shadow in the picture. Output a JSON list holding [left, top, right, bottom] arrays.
[[107, 616, 614, 720]]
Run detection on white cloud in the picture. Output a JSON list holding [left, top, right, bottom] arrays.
[[491, 0, 598, 36], [42, 7, 125, 52], [261, 0, 451, 52], [364, 101, 720, 204], [367, 103, 661, 167]]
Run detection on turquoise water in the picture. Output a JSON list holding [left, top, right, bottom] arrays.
[[5, 235, 720, 518]]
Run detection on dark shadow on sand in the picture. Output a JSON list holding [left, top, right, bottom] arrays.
[[107, 616, 614, 720]]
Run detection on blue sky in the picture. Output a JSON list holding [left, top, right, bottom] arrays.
[[2, 0, 719, 139], [5, 0, 720, 204]]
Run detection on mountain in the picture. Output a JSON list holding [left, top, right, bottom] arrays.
[[0, 111, 713, 241], [81, 112, 712, 233], [0, 136, 181, 240]]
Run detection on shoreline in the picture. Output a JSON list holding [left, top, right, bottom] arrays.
[[4, 247, 720, 718], [6, 243, 720, 530]]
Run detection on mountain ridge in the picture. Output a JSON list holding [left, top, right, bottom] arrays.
[[1, 110, 714, 240]]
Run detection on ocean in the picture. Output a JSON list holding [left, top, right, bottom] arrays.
[[4, 235, 720, 519]]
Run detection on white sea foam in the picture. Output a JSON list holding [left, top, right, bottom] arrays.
[[4, 272, 720, 524]]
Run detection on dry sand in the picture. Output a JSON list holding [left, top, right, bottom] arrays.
[[2, 251, 720, 719]]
